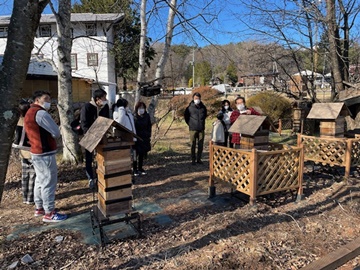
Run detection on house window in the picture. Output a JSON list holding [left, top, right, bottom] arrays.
[[39, 25, 52, 37], [87, 53, 98, 66], [0, 27, 8, 38], [71, 54, 78, 70], [85, 23, 97, 36]]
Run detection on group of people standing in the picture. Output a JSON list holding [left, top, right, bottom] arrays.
[[79, 89, 152, 186], [14, 89, 258, 223], [212, 96, 260, 148], [13, 89, 152, 223], [184, 92, 260, 165]]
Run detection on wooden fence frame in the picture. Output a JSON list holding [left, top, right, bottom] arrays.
[[297, 134, 360, 179], [208, 141, 304, 205]]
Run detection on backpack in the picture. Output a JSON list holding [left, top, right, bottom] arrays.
[[12, 124, 31, 150]]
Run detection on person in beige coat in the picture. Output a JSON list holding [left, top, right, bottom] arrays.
[[211, 112, 226, 146]]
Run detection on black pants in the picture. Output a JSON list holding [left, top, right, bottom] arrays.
[[85, 150, 94, 180], [133, 152, 144, 171]]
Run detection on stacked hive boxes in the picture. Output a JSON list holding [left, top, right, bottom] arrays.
[[96, 140, 133, 216], [79, 116, 137, 217]]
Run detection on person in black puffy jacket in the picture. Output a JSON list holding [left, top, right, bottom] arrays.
[[133, 101, 152, 176], [184, 92, 207, 165]]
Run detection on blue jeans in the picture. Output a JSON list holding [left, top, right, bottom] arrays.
[[31, 154, 58, 214]]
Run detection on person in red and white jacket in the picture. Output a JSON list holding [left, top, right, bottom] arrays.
[[24, 91, 67, 223], [230, 96, 260, 148]]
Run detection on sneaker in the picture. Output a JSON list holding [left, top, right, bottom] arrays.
[[43, 210, 68, 223], [197, 160, 203, 164], [34, 208, 45, 217], [191, 161, 196, 165], [139, 169, 147, 175], [26, 201, 35, 205], [133, 170, 139, 176]]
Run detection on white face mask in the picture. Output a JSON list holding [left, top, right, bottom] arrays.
[[194, 99, 200, 105], [224, 105, 229, 110], [42, 102, 51, 110], [237, 104, 245, 111], [138, 108, 145, 115], [101, 100, 108, 106]]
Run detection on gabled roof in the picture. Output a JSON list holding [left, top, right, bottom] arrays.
[[0, 13, 123, 26], [228, 115, 269, 136], [307, 102, 351, 119], [79, 116, 140, 152]]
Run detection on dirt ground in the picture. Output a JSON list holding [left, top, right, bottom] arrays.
[[1, 119, 360, 270]]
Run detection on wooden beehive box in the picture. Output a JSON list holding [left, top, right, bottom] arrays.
[[79, 116, 140, 216], [307, 102, 351, 138], [228, 115, 272, 150]]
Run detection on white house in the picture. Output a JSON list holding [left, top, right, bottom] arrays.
[[0, 13, 124, 104]]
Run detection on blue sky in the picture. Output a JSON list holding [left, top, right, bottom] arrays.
[[1, 0, 359, 48]]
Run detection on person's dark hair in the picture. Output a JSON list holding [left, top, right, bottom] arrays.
[[217, 112, 224, 120], [92, 89, 107, 101], [235, 96, 246, 104], [32, 90, 50, 101], [135, 101, 146, 112], [222, 99, 230, 106], [18, 100, 30, 117], [192, 92, 201, 98], [116, 98, 128, 108]]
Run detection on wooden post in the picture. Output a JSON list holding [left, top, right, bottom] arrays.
[[208, 141, 216, 198], [278, 119, 282, 136], [297, 133, 302, 147], [249, 148, 258, 206], [344, 139, 352, 180], [300, 119, 304, 134], [297, 144, 304, 202]]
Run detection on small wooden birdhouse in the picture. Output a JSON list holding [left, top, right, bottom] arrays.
[[79, 116, 140, 216], [306, 102, 351, 138], [228, 115, 272, 150]]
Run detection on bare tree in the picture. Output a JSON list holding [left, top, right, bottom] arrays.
[[0, 0, 50, 202], [49, 0, 82, 164]]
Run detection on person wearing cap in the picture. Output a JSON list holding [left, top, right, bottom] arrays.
[[211, 112, 226, 146], [184, 92, 207, 165]]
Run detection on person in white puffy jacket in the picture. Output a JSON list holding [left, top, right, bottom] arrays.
[[211, 112, 226, 146], [112, 98, 136, 135]]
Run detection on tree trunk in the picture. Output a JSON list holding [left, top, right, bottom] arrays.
[[135, 0, 147, 106], [0, 0, 50, 202], [326, 0, 344, 95], [148, 0, 177, 123], [51, 0, 81, 164]]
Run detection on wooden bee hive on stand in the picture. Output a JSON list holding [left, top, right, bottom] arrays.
[[228, 115, 272, 150], [80, 116, 140, 217], [306, 102, 350, 138]]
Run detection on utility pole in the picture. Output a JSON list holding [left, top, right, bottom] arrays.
[[192, 47, 195, 88]]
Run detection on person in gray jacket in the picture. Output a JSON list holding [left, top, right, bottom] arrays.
[[184, 92, 207, 165]]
